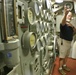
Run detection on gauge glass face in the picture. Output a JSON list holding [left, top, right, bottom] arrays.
[[28, 9, 34, 24], [30, 34, 36, 48], [35, 2, 39, 15]]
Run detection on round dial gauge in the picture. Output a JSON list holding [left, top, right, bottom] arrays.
[[42, 0, 51, 10], [36, 39, 42, 51], [28, 9, 34, 24], [44, 33, 50, 45], [21, 31, 36, 56], [34, 1, 40, 16], [25, 7, 35, 25], [64, 2, 73, 11], [40, 36, 46, 47]]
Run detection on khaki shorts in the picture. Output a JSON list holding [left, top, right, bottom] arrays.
[[57, 38, 71, 58]]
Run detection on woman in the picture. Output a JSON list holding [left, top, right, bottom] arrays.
[[58, 6, 76, 75]]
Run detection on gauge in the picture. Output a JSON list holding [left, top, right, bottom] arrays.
[[34, 1, 40, 16], [43, 10, 47, 18], [47, 12, 52, 22], [39, 5, 44, 19], [44, 34, 48, 45], [65, 3, 73, 10], [44, 12, 48, 20], [47, 23, 51, 32], [40, 46, 46, 63], [36, 21, 42, 36], [43, 10, 48, 20], [64, 2, 73, 11], [36, 39, 42, 51], [42, 0, 51, 10], [29, 1, 40, 17], [40, 36, 46, 47], [44, 22, 47, 32], [42, 0, 47, 9], [21, 31, 36, 56], [28, 9, 34, 24], [40, 21, 44, 34], [44, 33, 50, 45], [25, 7, 35, 25]]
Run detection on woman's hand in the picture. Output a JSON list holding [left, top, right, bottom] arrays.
[[64, 6, 70, 15]]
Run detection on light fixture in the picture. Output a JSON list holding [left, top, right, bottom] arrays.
[[55, 0, 63, 3]]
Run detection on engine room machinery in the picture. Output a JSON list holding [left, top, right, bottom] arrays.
[[0, 0, 76, 75]]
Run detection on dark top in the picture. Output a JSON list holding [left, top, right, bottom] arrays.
[[60, 24, 73, 41]]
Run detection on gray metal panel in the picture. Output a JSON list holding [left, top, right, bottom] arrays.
[[4, 39, 20, 50]]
